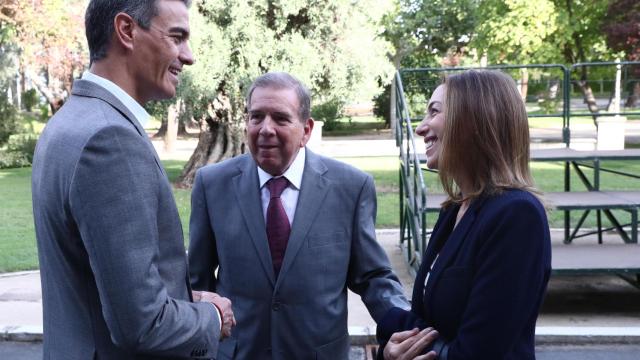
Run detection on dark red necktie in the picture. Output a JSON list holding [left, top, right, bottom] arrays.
[[266, 177, 290, 275]]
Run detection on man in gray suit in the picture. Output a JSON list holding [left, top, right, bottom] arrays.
[[188, 72, 410, 359], [32, 1, 233, 358]]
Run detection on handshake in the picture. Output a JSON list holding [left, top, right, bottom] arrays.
[[192, 291, 236, 339]]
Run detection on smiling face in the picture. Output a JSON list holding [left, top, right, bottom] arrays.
[[416, 84, 446, 169], [246, 86, 314, 176], [131, 0, 194, 103]]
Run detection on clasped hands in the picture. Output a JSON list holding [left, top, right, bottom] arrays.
[[192, 291, 236, 339], [384, 327, 439, 360]]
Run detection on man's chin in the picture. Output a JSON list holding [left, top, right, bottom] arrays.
[[256, 159, 284, 176], [148, 90, 176, 102]]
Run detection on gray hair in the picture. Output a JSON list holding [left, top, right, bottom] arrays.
[[246, 72, 312, 121], [85, 0, 192, 63]]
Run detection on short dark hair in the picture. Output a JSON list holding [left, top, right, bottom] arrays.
[[85, 0, 191, 63], [246, 72, 312, 121]]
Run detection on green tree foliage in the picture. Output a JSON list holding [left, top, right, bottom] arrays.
[[0, 92, 18, 146], [469, 0, 612, 65], [382, 0, 478, 68], [0, 1, 18, 85], [377, 0, 478, 131], [472, 0, 558, 64], [177, 0, 394, 186]]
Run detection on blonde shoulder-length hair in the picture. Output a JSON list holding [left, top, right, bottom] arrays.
[[438, 70, 542, 207]]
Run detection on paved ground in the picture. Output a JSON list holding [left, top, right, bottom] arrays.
[[3, 341, 640, 359], [2, 231, 640, 339]]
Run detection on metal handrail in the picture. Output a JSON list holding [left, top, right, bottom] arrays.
[[396, 62, 640, 270]]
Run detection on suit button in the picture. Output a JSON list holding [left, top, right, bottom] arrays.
[[272, 302, 281, 311]]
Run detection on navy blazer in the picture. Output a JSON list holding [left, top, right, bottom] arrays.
[[377, 189, 551, 359]]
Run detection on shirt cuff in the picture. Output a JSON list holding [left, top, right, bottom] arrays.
[[208, 302, 222, 331]]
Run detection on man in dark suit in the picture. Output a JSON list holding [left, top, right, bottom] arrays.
[[188, 72, 410, 359], [32, 1, 233, 358]]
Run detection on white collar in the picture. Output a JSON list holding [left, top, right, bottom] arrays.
[[257, 147, 306, 190], [81, 71, 150, 127]]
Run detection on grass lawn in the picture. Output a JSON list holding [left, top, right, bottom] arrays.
[[322, 116, 387, 136], [3, 156, 640, 272], [527, 117, 594, 129], [0, 167, 37, 273]]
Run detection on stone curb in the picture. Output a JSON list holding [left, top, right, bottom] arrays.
[[1, 326, 43, 342], [4, 325, 640, 345], [534, 327, 640, 345], [0, 270, 39, 279]]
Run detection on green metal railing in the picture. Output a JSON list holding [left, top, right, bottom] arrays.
[[396, 62, 640, 272]]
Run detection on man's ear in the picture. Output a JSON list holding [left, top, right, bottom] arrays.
[[301, 118, 315, 146], [113, 12, 136, 51]]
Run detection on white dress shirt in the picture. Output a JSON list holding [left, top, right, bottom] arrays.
[[257, 147, 306, 224], [81, 71, 150, 128]]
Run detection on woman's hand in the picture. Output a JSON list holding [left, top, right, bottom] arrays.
[[383, 327, 439, 360]]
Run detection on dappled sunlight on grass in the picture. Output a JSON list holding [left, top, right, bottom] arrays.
[[4, 156, 640, 270]]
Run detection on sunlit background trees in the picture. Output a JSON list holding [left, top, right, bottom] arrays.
[[0, 0, 639, 182]]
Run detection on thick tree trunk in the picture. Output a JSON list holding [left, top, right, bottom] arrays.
[[176, 92, 245, 188], [176, 118, 244, 188], [154, 116, 190, 138], [154, 119, 168, 138]]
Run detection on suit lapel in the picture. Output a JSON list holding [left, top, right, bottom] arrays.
[[71, 80, 165, 175], [276, 150, 329, 287], [233, 156, 276, 286]]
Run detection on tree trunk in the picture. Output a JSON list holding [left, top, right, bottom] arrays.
[[178, 119, 188, 136], [575, 80, 599, 113], [520, 68, 529, 101], [176, 118, 244, 188], [625, 82, 640, 108], [548, 79, 560, 100], [176, 92, 245, 188], [154, 118, 168, 138], [390, 75, 397, 133], [10, 75, 19, 108], [27, 69, 64, 114], [164, 101, 179, 153], [154, 115, 190, 138]]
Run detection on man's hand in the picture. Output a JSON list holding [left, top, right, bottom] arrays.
[[383, 328, 439, 360], [192, 291, 236, 338]]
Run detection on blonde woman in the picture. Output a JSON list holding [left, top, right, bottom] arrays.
[[377, 70, 551, 360]]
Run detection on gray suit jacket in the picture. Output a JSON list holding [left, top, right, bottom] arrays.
[[188, 150, 409, 359], [32, 79, 220, 359]]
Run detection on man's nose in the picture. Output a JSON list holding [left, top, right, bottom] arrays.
[[180, 43, 195, 66], [259, 116, 276, 135]]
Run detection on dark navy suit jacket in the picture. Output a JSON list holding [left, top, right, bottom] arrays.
[[377, 189, 551, 359]]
